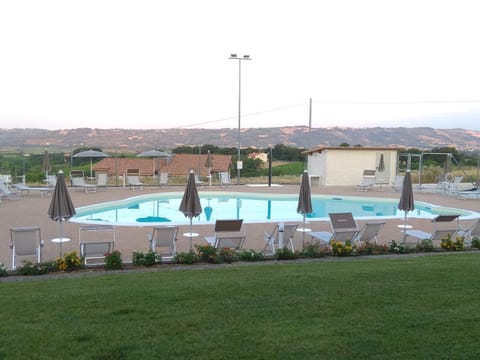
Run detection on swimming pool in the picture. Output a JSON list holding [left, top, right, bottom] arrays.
[[71, 192, 478, 226]]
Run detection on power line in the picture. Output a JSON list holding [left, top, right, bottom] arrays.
[[178, 99, 480, 129]]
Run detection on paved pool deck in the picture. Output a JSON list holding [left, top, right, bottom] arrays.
[[1, 183, 479, 267]]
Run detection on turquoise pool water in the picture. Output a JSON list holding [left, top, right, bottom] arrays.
[[71, 192, 478, 226]]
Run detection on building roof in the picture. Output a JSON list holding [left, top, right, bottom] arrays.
[[93, 154, 232, 176], [304, 146, 404, 155]]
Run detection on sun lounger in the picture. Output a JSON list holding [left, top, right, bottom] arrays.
[[356, 170, 376, 192], [264, 223, 298, 254], [457, 219, 480, 246], [219, 171, 231, 186], [354, 222, 385, 243], [126, 169, 144, 190], [13, 183, 53, 197], [0, 181, 20, 200], [71, 171, 97, 193], [158, 172, 169, 186], [147, 225, 178, 260], [10, 227, 44, 270], [204, 219, 246, 250], [405, 214, 460, 244], [95, 172, 109, 190], [79, 225, 116, 265], [391, 175, 404, 191], [310, 212, 359, 244]]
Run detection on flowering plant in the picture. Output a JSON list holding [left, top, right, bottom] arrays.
[[196, 244, 217, 263], [330, 240, 354, 256], [104, 250, 123, 270], [388, 240, 410, 254], [0, 262, 9, 277], [57, 251, 83, 272], [217, 248, 236, 263], [355, 241, 388, 256], [441, 234, 464, 251]]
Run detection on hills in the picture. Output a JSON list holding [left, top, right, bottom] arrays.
[[1, 127, 479, 152]]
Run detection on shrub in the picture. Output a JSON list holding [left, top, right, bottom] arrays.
[[471, 237, 480, 249], [16, 261, 53, 276], [104, 250, 123, 270], [0, 262, 8, 277], [217, 248, 237, 264], [302, 242, 327, 258], [57, 251, 84, 272], [388, 240, 411, 254], [330, 241, 354, 256], [416, 239, 435, 252], [132, 251, 161, 266], [355, 241, 388, 256], [173, 252, 198, 264], [441, 234, 464, 251], [275, 247, 298, 260], [237, 249, 264, 261], [196, 244, 217, 263]]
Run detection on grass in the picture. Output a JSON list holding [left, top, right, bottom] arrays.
[[1, 253, 480, 359]]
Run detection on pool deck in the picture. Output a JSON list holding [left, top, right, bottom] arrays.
[[1, 183, 479, 266]]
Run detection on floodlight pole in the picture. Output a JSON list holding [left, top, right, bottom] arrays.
[[229, 54, 251, 185]]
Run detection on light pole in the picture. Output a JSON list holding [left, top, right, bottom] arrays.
[[229, 54, 251, 184]]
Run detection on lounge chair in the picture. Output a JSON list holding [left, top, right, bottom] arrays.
[[195, 174, 204, 186], [126, 169, 144, 190], [158, 172, 169, 186], [264, 223, 298, 254], [95, 172, 108, 190], [45, 174, 57, 187], [79, 225, 116, 265], [0, 181, 20, 200], [204, 219, 246, 250], [457, 219, 480, 246], [456, 180, 480, 199], [219, 171, 231, 186], [356, 170, 376, 191], [71, 171, 97, 193], [354, 222, 385, 244], [405, 214, 460, 244], [13, 183, 53, 197], [310, 212, 359, 244], [10, 227, 44, 270], [391, 175, 404, 192], [147, 225, 178, 260]]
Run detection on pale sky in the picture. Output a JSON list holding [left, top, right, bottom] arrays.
[[1, 0, 480, 131]]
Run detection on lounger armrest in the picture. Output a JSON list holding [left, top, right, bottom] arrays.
[[310, 231, 331, 243], [204, 236, 216, 246], [405, 229, 431, 240]]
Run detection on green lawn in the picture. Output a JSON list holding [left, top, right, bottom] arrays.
[[1, 253, 480, 359]]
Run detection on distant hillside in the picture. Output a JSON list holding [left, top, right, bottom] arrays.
[[1, 127, 479, 152]]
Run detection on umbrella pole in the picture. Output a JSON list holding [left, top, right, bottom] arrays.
[[302, 213, 306, 249], [403, 213, 407, 244], [59, 219, 64, 257], [189, 218, 193, 252]]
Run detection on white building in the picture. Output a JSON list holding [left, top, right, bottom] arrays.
[[305, 146, 401, 187]]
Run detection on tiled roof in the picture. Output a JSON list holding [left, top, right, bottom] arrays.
[[93, 154, 232, 176]]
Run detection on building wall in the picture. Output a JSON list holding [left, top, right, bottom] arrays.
[[307, 149, 398, 187]]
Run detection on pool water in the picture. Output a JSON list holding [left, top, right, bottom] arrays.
[[71, 192, 478, 226]]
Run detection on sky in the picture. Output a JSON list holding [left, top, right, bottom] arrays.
[[1, 0, 480, 131]]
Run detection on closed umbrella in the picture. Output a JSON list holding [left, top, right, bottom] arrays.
[[378, 153, 385, 172], [297, 170, 313, 249], [205, 150, 213, 186], [48, 170, 76, 256], [179, 170, 202, 251], [73, 150, 110, 178], [43, 149, 51, 179], [398, 170, 415, 242]]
